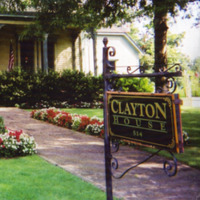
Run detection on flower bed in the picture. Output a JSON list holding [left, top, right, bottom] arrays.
[[0, 116, 37, 158], [31, 108, 104, 137]]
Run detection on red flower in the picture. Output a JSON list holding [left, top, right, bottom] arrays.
[[89, 119, 103, 126], [47, 109, 60, 123], [78, 116, 90, 131], [15, 130, 22, 142], [0, 138, 3, 144], [100, 129, 104, 138], [57, 113, 72, 127], [8, 129, 23, 142], [30, 110, 36, 118]]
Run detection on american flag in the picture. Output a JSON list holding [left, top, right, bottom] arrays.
[[8, 42, 14, 71]]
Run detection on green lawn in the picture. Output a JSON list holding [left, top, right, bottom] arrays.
[[146, 107, 200, 169], [178, 107, 200, 168], [62, 108, 103, 119], [63, 107, 200, 169], [0, 155, 117, 200]]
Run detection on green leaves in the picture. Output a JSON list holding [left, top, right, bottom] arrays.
[[115, 77, 154, 92], [0, 69, 103, 107], [0, 68, 155, 108], [0, 0, 28, 13]]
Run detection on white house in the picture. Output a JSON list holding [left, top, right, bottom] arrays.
[[0, 12, 142, 76], [80, 26, 143, 75]]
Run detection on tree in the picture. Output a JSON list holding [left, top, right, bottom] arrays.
[[130, 0, 199, 92], [3, 0, 200, 90], [129, 21, 199, 96], [189, 57, 200, 96], [191, 57, 200, 74], [83, 0, 200, 92], [76, 0, 200, 91], [0, 0, 27, 13]]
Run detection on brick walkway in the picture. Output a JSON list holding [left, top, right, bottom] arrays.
[[0, 107, 200, 200]]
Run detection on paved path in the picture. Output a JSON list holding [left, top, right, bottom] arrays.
[[0, 107, 200, 200]]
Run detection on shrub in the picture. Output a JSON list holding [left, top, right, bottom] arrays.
[[0, 116, 37, 158], [115, 77, 154, 93], [0, 116, 6, 134], [0, 69, 104, 107], [0, 68, 154, 108], [0, 68, 33, 106]]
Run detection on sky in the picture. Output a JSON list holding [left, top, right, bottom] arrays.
[[170, 13, 200, 61], [133, 3, 200, 61]]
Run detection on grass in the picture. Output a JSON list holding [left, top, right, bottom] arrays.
[[62, 107, 200, 169], [0, 155, 118, 200], [178, 107, 200, 168], [62, 108, 103, 119]]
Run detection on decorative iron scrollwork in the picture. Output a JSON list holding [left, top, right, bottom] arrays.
[[127, 65, 145, 74], [111, 140, 120, 153], [107, 79, 116, 91], [111, 149, 178, 179], [164, 63, 182, 73], [108, 46, 116, 57], [111, 156, 119, 170], [163, 151, 177, 177], [107, 83, 114, 91], [166, 77, 177, 94]]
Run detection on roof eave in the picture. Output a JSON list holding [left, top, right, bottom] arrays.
[[0, 13, 36, 21], [97, 32, 144, 55]]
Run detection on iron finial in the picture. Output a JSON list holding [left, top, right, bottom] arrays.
[[103, 37, 108, 47]]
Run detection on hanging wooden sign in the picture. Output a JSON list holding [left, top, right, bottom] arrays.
[[107, 92, 184, 153]]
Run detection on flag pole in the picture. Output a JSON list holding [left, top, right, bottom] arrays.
[[8, 40, 14, 72]]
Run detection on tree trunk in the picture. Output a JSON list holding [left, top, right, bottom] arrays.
[[153, 0, 168, 93]]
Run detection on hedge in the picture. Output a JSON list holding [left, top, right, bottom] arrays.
[[0, 68, 154, 108]]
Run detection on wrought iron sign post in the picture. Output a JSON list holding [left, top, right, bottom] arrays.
[[103, 37, 184, 200]]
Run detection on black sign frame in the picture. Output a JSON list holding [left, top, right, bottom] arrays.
[[107, 92, 184, 153]]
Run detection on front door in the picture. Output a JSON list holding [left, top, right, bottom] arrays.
[[20, 40, 34, 72]]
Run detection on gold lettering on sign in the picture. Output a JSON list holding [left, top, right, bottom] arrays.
[[155, 103, 167, 119], [136, 119, 141, 127], [160, 122, 166, 132], [108, 93, 181, 153], [145, 104, 155, 118], [119, 102, 125, 114], [124, 117, 130, 125], [124, 103, 131, 115], [133, 130, 143, 137], [110, 99, 167, 120], [138, 103, 145, 117], [130, 103, 137, 116], [148, 121, 153, 129], [113, 115, 119, 125], [111, 99, 118, 113]]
